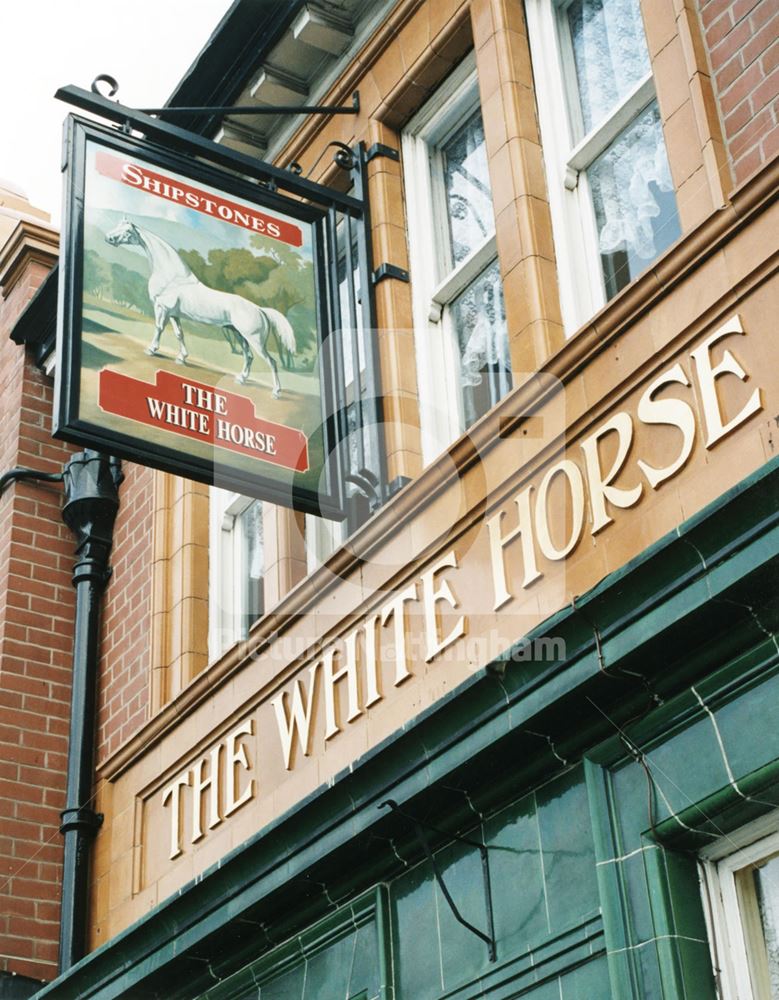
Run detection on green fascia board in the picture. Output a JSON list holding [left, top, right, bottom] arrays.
[[34, 457, 779, 999]]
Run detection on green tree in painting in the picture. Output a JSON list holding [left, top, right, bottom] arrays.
[[83, 249, 112, 299], [249, 234, 317, 364], [179, 247, 277, 297], [178, 239, 318, 369], [84, 250, 153, 316], [110, 263, 153, 315]]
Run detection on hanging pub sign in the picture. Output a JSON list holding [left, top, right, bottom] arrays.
[[54, 116, 343, 517]]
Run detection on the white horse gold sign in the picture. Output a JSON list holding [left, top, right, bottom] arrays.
[[55, 118, 341, 516]]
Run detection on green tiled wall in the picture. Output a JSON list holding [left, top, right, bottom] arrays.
[[391, 765, 604, 999], [587, 638, 779, 1000], [197, 637, 779, 1000]]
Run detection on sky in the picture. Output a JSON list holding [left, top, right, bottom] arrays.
[[0, 0, 235, 227]]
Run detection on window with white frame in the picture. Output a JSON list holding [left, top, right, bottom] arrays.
[[304, 216, 364, 571], [209, 489, 264, 659], [526, 0, 682, 332], [701, 812, 779, 999], [404, 54, 511, 464]]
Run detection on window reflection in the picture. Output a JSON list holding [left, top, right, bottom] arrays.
[[441, 110, 494, 265], [451, 259, 511, 428]]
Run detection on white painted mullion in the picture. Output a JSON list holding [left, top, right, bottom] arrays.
[[569, 170, 607, 316], [430, 233, 497, 314], [700, 814, 779, 1000], [403, 130, 464, 462], [526, 0, 592, 334], [718, 860, 757, 1000], [209, 487, 236, 659], [566, 73, 655, 175], [555, 0, 584, 148]]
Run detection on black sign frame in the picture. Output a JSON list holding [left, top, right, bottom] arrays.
[[55, 115, 346, 519]]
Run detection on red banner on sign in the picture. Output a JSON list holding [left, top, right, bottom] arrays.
[[98, 369, 309, 473], [95, 151, 302, 247]]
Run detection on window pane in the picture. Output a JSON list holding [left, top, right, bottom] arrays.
[[451, 259, 510, 428], [568, 0, 652, 133], [588, 102, 680, 299], [337, 229, 364, 386], [441, 110, 494, 265], [752, 855, 779, 997], [238, 500, 263, 630]]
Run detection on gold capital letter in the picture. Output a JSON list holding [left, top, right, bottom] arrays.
[[690, 315, 762, 448]]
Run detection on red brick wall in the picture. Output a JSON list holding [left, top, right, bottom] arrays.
[[700, 0, 779, 182], [97, 462, 153, 764], [0, 239, 155, 980], [0, 258, 76, 982]]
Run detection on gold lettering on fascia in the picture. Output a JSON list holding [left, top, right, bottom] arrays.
[[162, 718, 255, 860], [269, 554, 466, 771], [487, 316, 763, 612], [157, 316, 764, 859]]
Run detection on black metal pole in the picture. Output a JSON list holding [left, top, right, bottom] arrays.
[[58, 451, 122, 974], [54, 85, 365, 216]]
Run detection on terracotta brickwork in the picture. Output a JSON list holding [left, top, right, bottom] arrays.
[[0, 216, 73, 982], [700, 0, 779, 183], [472, 0, 565, 377], [97, 462, 153, 763], [641, 0, 730, 224], [149, 472, 209, 712]]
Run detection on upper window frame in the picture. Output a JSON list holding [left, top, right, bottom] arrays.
[[525, 0, 672, 333], [402, 53, 506, 463]]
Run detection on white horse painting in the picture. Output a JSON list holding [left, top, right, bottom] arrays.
[[104, 219, 296, 398]]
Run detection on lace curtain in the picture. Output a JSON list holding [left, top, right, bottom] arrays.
[[454, 259, 509, 403], [568, 0, 651, 132], [589, 103, 675, 261], [568, 0, 677, 263], [442, 110, 494, 265]]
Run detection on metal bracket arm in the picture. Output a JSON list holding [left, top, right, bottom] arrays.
[[0, 466, 64, 499], [140, 92, 360, 118], [379, 799, 497, 962], [90, 74, 360, 119], [54, 84, 365, 216], [365, 142, 400, 163], [372, 263, 409, 285]]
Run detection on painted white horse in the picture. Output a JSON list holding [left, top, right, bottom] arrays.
[[104, 219, 296, 397]]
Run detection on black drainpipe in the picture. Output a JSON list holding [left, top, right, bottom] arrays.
[[0, 452, 121, 984], [57, 451, 122, 973]]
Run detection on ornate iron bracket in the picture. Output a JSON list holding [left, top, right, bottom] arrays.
[[379, 799, 497, 962], [287, 141, 356, 179], [56, 83, 365, 214]]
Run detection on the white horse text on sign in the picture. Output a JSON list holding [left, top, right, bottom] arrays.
[[104, 219, 296, 398]]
